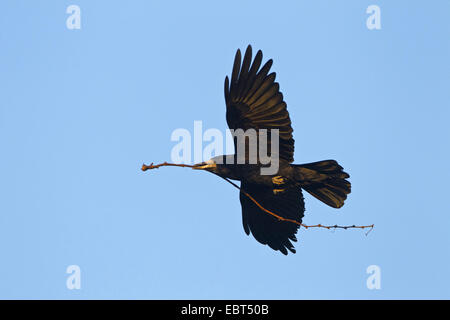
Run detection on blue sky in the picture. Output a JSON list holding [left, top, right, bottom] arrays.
[[0, 0, 449, 299]]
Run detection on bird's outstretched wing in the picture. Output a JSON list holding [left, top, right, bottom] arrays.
[[224, 45, 295, 163], [240, 181, 305, 255]]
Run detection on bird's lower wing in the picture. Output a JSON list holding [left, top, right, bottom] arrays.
[[239, 182, 305, 255]]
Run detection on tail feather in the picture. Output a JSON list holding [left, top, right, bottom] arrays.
[[294, 160, 351, 208]]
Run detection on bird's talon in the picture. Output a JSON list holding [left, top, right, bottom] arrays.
[[272, 175, 286, 185], [273, 188, 285, 195]]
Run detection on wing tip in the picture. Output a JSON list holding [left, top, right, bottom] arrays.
[[224, 76, 230, 105]]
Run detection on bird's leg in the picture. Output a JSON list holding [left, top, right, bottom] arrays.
[[271, 176, 288, 195], [272, 189, 286, 195], [272, 175, 287, 185]]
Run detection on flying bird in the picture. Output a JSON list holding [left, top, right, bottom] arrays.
[[146, 45, 351, 255]]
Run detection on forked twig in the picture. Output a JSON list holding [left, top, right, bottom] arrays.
[[142, 161, 374, 234]]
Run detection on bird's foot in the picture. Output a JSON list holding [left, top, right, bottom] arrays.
[[273, 188, 286, 195], [272, 175, 286, 185]]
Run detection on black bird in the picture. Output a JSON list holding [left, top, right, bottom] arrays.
[[193, 45, 351, 255]]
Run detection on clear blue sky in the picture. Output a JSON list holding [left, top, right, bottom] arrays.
[[1, 0, 449, 299]]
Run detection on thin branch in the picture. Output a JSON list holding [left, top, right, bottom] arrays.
[[142, 162, 195, 171], [221, 177, 374, 234], [141, 161, 374, 234]]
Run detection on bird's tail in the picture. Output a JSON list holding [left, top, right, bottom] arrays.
[[293, 160, 351, 208]]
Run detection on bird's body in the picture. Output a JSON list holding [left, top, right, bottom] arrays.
[[193, 45, 351, 254], [203, 155, 294, 187]]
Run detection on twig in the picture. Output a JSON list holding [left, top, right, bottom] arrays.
[[142, 162, 195, 171], [141, 161, 374, 234], [221, 177, 374, 234]]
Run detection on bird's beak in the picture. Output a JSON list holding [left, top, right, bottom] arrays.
[[193, 160, 217, 171]]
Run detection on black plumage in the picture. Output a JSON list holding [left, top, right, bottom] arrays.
[[194, 45, 351, 255]]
